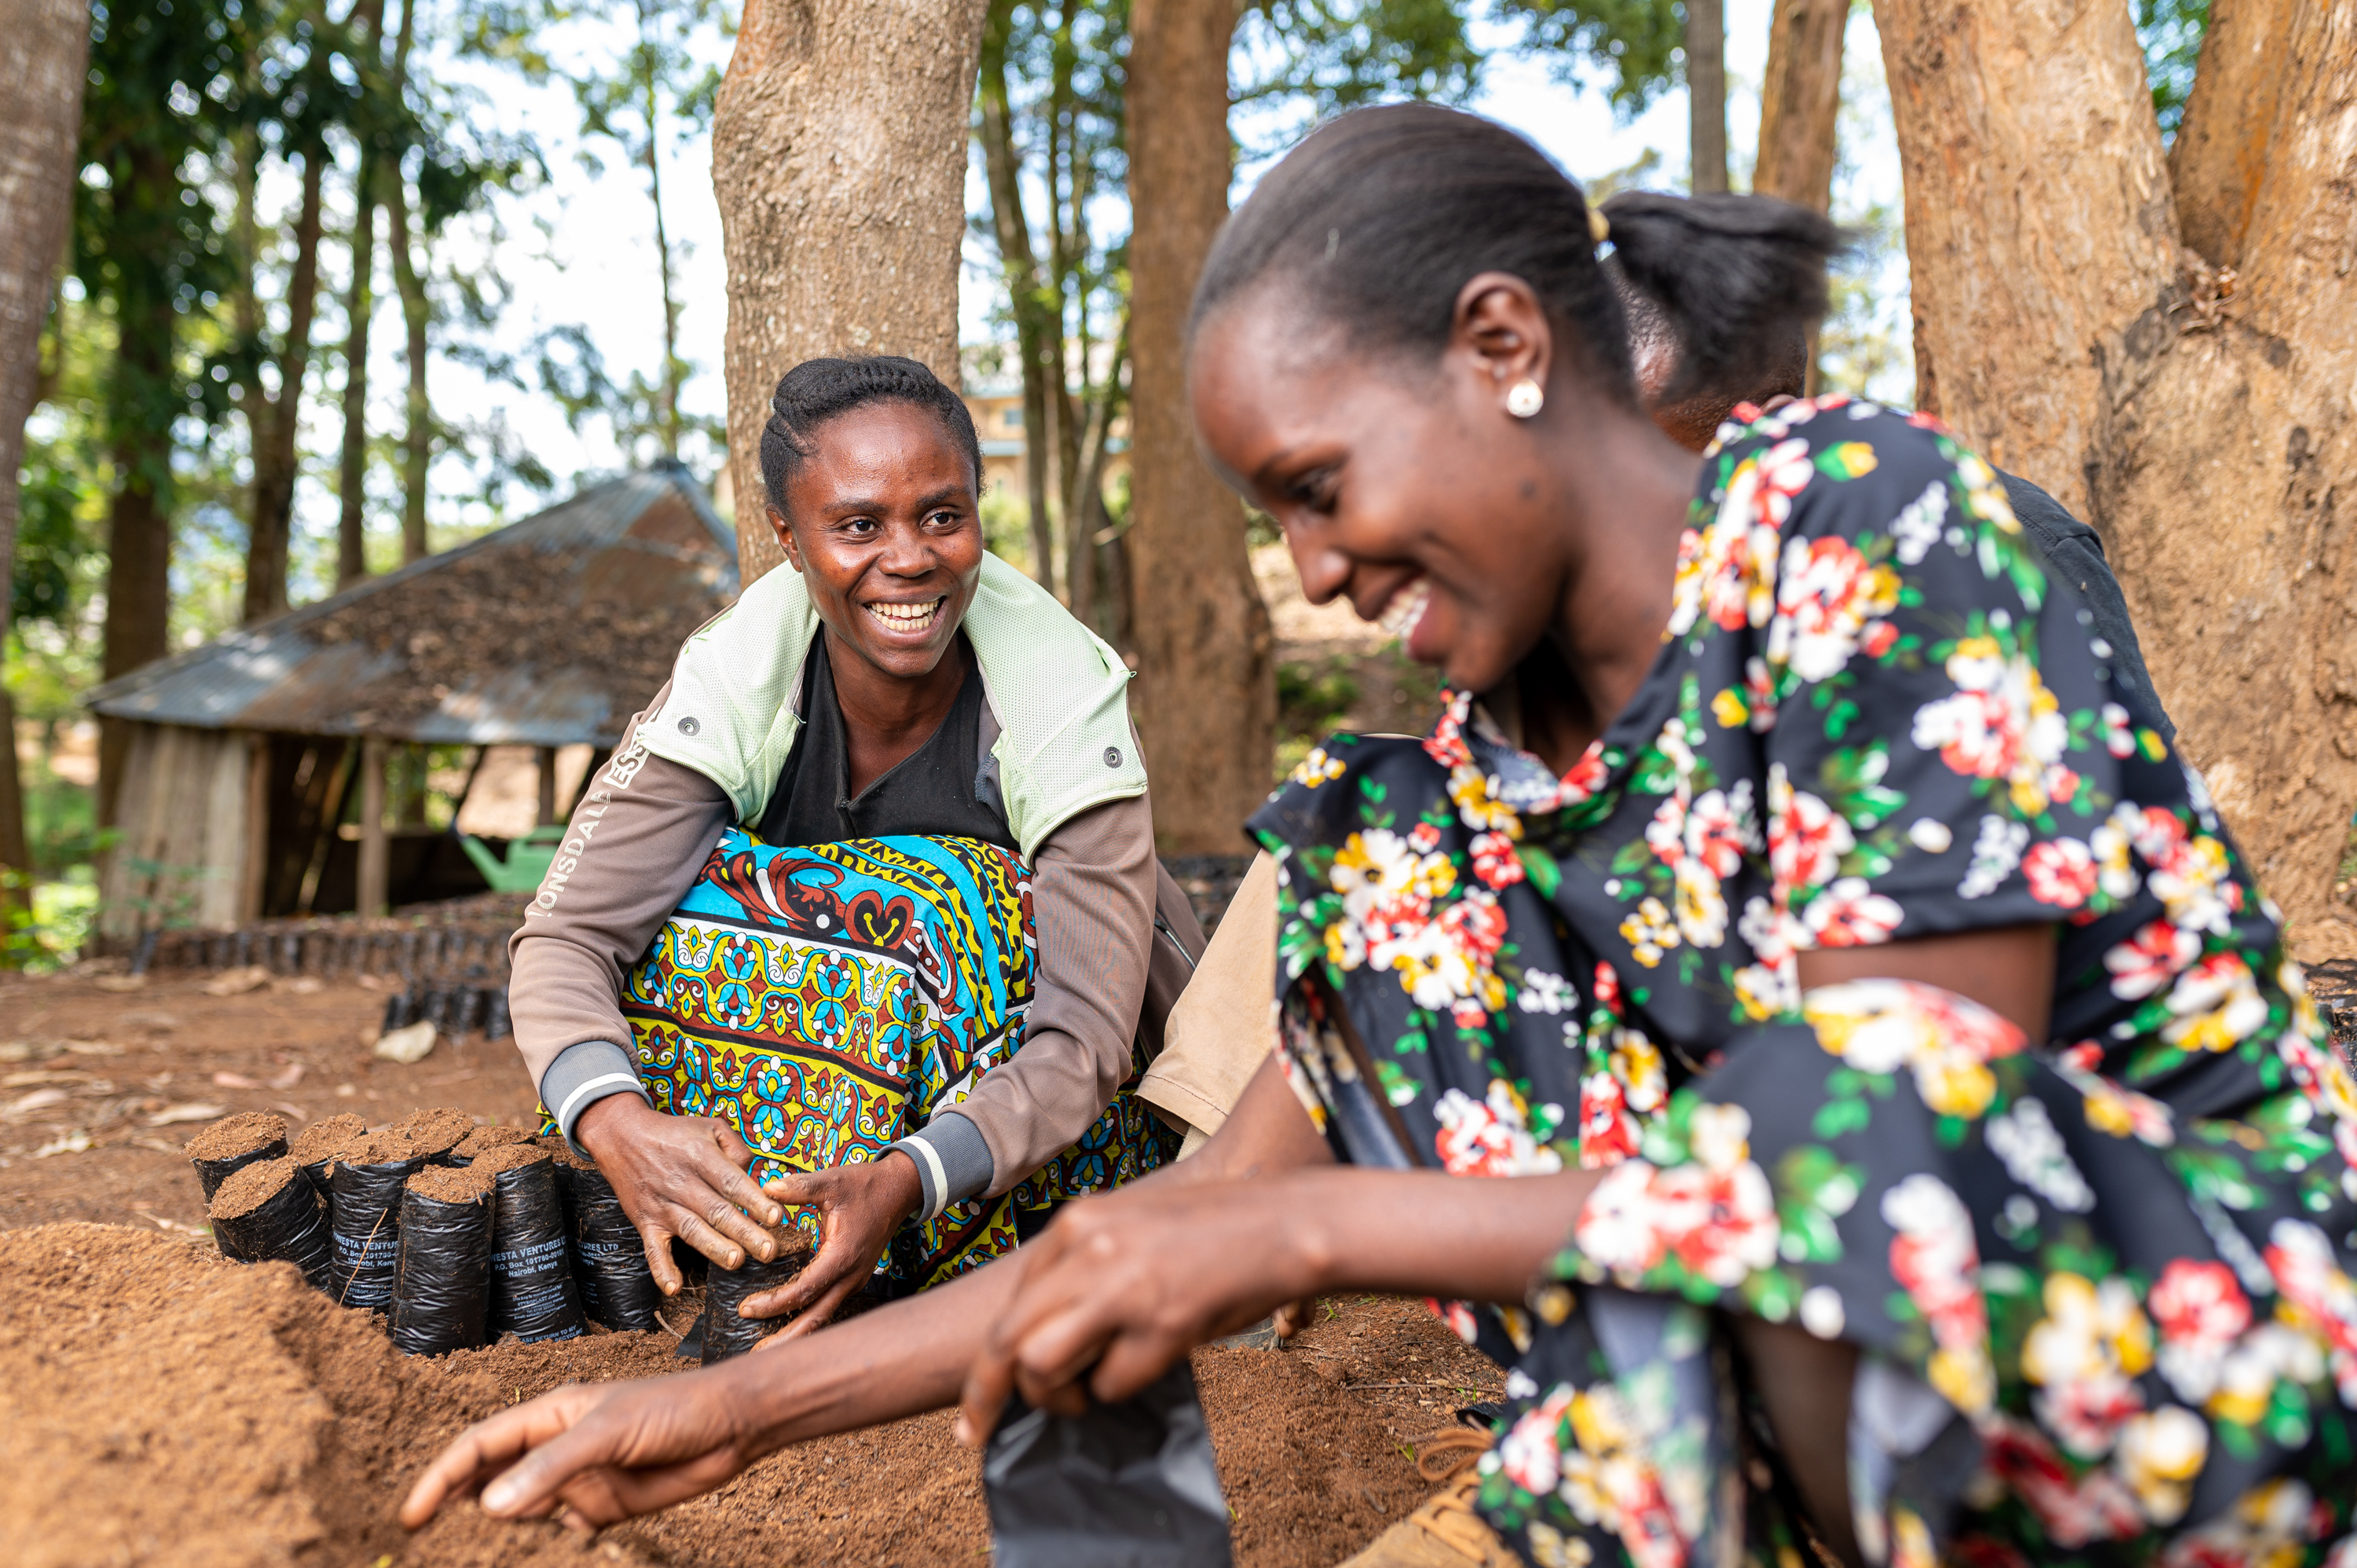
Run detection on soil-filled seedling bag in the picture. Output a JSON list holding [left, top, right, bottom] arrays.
[[208, 1156, 336, 1291], [329, 1134, 427, 1310], [390, 1163, 493, 1356], [446, 1125, 534, 1167], [288, 1113, 368, 1211], [549, 1148, 663, 1332], [390, 1105, 474, 1166], [701, 1225, 809, 1364], [473, 1143, 586, 1342], [983, 1361, 1233, 1568], [185, 1112, 289, 1203]]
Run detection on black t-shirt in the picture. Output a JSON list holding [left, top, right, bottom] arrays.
[[757, 632, 1015, 850]]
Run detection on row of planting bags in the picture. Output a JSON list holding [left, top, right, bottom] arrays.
[[185, 1108, 720, 1358]]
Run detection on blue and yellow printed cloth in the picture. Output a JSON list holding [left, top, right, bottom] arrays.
[[618, 828, 1169, 1295]]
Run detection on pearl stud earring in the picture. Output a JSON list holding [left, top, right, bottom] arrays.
[[1505, 379, 1545, 419]]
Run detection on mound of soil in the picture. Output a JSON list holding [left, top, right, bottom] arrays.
[[2, 1222, 1486, 1567]]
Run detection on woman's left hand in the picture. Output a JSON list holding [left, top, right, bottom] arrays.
[[746, 1154, 923, 1336], [953, 1174, 1316, 1444]]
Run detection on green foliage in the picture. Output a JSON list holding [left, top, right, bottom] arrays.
[[2136, 0, 2210, 139], [1233, 1, 1483, 115], [1490, 0, 1686, 116]]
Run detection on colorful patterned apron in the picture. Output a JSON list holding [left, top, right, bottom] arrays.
[[614, 827, 1172, 1295]]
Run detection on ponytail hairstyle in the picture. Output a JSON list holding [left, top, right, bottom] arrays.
[[758, 355, 984, 518], [1190, 103, 1843, 408]]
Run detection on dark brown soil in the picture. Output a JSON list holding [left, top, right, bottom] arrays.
[[186, 1110, 290, 1161], [394, 1107, 478, 1161], [291, 1113, 371, 1166], [409, 1163, 495, 1203], [0, 1222, 1495, 1567], [211, 1155, 306, 1221]]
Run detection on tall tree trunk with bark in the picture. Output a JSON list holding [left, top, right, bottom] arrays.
[[383, 0, 429, 565], [336, 173, 378, 588], [1687, 0, 1728, 194], [1754, 0, 1844, 211], [0, 0, 89, 930], [1875, 0, 2357, 943], [1127, 0, 1277, 852], [977, 2, 1061, 593], [244, 148, 328, 623], [711, 0, 991, 585]]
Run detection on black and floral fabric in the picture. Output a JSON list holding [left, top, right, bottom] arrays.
[[1247, 399, 2357, 1568]]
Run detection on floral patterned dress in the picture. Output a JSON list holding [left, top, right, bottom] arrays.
[[1248, 399, 2357, 1568]]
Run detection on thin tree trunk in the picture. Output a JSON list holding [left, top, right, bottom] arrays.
[[0, 0, 88, 929], [1076, 323, 1128, 641], [712, 0, 991, 586], [336, 165, 378, 588], [1127, 0, 1276, 852], [646, 68, 682, 459], [1687, 0, 1728, 194], [1875, 0, 2357, 936], [245, 148, 329, 623], [977, 1, 1059, 592], [1754, 0, 1844, 211], [384, 0, 428, 564]]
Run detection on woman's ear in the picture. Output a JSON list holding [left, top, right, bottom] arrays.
[[768, 504, 805, 573], [1452, 271, 1554, 417]]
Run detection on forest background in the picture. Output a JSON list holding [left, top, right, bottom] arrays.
[[0, 0, 2219, 962]]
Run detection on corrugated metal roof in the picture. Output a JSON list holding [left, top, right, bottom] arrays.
[[86, 463, 739, 747]]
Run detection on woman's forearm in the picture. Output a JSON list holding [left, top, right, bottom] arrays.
[[733, 1258, 1020, 1453], [1283, 1165, 1600, 1306]]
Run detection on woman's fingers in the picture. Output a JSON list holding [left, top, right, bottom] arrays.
[[766, 1257, 870, 1342], [398, 1384, 607, 1528], [694, 1123, 783, 1228], [633, 1215, 686, 1295]]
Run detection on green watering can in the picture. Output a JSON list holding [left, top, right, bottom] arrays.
[[459, 825, 568, 893]]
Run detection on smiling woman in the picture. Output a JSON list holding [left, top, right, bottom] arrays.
[[496, 355, 1200, 1339]]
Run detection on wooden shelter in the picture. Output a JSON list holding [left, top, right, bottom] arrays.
[[83, 463, 735, 940]]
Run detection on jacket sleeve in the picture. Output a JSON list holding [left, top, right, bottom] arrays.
[[505, 683, 734, 1144], [922, 788, 1159, 1206]]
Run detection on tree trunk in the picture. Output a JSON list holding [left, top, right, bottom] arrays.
[[1686, 0, 1728, 194], [245, 148, 329, 624], [384, 0, 429, 566], [977, 0, 1061, 591], [712, 0, 991, 585], [0, 0, 87, 929], [1127, 0, 1277, 853], [1874, 0, 2357, 940], [336, 167, 377, 588], [1754, 0, 1844, 211]]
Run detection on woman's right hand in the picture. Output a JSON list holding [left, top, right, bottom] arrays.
[[572, 1094, 786, 1288]]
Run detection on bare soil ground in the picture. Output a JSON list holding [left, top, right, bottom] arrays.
[[0, 967, 1504, 1567]]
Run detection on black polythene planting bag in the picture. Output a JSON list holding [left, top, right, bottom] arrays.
[[557, 1162, 664, 1331], [330, 1155, 425, 1310], [390, 1185, 492, 1356], [190, 1134, 288, 1203], [211, 1168, 337, 1291], [486, 1158, 586, 1342], [983, 1361, 1233, 1568], [700, 1247, 807, 1364]]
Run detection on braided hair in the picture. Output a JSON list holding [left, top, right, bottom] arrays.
[[757, 355, 984, 517], [1190, 103, 1841, 408]]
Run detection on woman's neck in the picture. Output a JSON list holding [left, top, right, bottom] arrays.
[[823, 627, 971, 798], [1519, 410, 1700, 773]]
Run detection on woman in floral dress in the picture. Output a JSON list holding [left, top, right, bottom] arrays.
[[400, 103, 2357, 1566], [954, 105, 2357, 1567]]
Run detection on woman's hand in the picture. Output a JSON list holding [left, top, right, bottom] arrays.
[[955, 1176, 1318, 1443], [573, 1095, 785, 1289], [744, 1155, 922, 1336], [399, 1370, 761, 1533]]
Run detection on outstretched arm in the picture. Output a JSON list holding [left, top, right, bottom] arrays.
[[401, 1032, 1332, 1533]]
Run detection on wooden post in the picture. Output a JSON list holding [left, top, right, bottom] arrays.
[[240, 732, 269, 923], [534, 746, 559, 826], [357, 736, 388, 917]]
